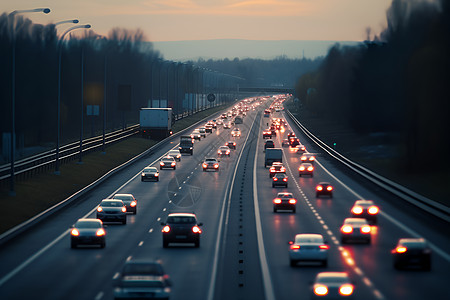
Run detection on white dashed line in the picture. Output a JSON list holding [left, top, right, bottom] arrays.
[[149, 228, 153, 233], [95, 291, 104, 300], [138, 241, 144, 247], [126, 256, 132, 261]]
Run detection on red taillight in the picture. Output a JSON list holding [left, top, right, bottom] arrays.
[[361, 225, 371, 233], [270, 167, 275, 172], [326, 186, 333, 191], [309, 157, 315, 161], [273, 198, 282, 204], [281, 167, 286, 172], [341, 225, 353, 233], [160, 162, 164, 166], [96, 228, 106, 236], [202, 163, 207, 168], [301, 157, 307, 161], [314, 285, 328, 296], [395, 246, 407, 253], [316, 186, 323, 191], [299, 166, 305, 171], [289, 199, 296, 204], [368, 206, 379, 214], [155, 173, 159, 177], [97, 206, 103, 212], [290, 244, 300, 250], [214, 164, 219, 168], [192, 226, 202, 233], [171, 162, 176, 166], [319, 245, 329, 250], [162, 225, 171, 233], [339, 284, 354, 296], [130, 201, 137, 207], [71, 229, 79, 236], [283, 178, 288, 182], [307, 166, 314, 171], [273, 177, 278, 181], [121, 207, 127, 213], [352, 206, 363, 214]]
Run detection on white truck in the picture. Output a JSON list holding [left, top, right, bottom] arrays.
[[139, 108, 174, 138]]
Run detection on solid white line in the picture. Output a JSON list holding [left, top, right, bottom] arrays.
[[253, 117, 276, 300], [206, 110, 259, 300]]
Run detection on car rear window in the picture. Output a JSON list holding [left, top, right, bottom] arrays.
[[167, 216, 196, 224], [123, 263, 164, 276]]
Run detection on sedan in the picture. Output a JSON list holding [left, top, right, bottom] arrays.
[[281, 139, 290, 147], [299, 163, 314, 177], [217, 146, 231, 157], [264, 139, 275, 151], [160, 156, 176, 170], [190, 129, 201, 140], [300, 153, 316, 164], [223, 122, 231, 129], [269, 162, 286, 178], [273, 192, 296, 213], [141, 166, 160, 182], [289, 234, 329, 267], [96, 199, 127, 224], [70, 218, 106, 249], [311, 272, 354, 299], [272, 173, 288, 188], [231, 128, 241, 137], [168, 149, 181, 161], [113, 193, 137, 215], [113, 260, 171, 300], [295, 144, 306, 153], [289, 137, 300, 147], [391, 238, 431, 270], [202, 158, 219, 171], [262, 129, 272, 139], [340, 218, 371, 244], [316, 182, 334, 198], [161, 213, 203, 248], [350, 200, 379, 224], [226, 141, 236, 150]]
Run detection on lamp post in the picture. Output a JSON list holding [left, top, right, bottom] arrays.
[[9, 7, 50, 196], [55, 19, 78, 26], [55, 24, 91, 174]]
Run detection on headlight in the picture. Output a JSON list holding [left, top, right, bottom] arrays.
[[162, 225, 171, 233], [97, 207, 103, 212], [96, 229, 106, 236], [71, 228, 79, 236]]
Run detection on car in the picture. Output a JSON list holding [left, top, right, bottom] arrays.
[[160, 156, 176, 170], [281, 139, 290, 147], [316, 182, 333, 198], [190, 129, 201, 140], [221, 113, 227, 119], [217, 146, 231, 157], [113, 193, 137, 214], [311, 272, 354, 299], [272, 173, 288, 188], [287, 131, 296, 139], [113, 260, 171, 300], [205, 124, 213, 133], [299, 163, 314, 177], [264, 139, 275, 151], [300, 153, 316, 164], [391, 238, 431, 270], [199, 127, 206, 138], [269, 162, 286, 178], [262, 129, 272, 139], [168, 149, 181, 161], [295, 144, 306, 153], [161, 213, 203, 248], [288, 234, 328, 267], [223, 122, 231, 129], [350, 200, 379, 224], [70, 218, 106, 249], [273, 192, 296, 212], [141, 166, 160, 182], [231, 128, 241, 137], [202, 158, 219, 171], [216, 119, 223, 125], [96, 199, 127, 224], [226, 141, 236, 149], [289, 137, 300, 147], [269, 126, 277, 136], [340, 218, 371, 244]]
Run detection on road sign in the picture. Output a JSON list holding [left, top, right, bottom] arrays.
[[207, 93, 216, 102]]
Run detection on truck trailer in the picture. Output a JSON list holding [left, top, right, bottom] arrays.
[[139, 108, 174, 138]]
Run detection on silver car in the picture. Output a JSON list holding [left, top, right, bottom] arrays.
[[311, 272, 354, 299], [288, 234, 328, 267], [96, 199, 127, 225], [113, 193, 138, 215], [168, 149, 181, 161]]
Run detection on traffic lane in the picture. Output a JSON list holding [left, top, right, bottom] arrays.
[[254, 137, 378, 299], [280, 133, 450, 299]]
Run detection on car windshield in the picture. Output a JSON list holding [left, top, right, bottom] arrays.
[[114, 195, 133, 201], [144, 168, 157, 173]]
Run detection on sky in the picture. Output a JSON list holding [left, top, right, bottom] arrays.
[[3, 0, 393, 42]]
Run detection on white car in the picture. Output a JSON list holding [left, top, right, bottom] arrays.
[[289, 234, 329, 267], [311, 272, 354, 299], [168, 149, 182, 161], [199, 127, 206, 138]]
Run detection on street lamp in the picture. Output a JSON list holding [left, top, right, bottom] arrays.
[[55, 19, 78, 26], [9, 7, 50, 196], [55, 24, 91, 174]]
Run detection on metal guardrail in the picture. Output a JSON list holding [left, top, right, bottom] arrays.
[[0, 125, 140, 183], [286, 110, 450, 223]]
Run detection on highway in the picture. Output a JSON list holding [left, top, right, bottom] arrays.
[[0, 100, 449, 300]]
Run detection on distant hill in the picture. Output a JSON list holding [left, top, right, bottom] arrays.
[[151, 39, 360, 61]]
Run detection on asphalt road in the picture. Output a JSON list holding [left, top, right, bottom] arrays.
[[0, 101, 449, 300]]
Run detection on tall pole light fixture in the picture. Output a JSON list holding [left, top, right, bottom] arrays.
[[55, 24, 91, 174], [8, 7, 50, 196]]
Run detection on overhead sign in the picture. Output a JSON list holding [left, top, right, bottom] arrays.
[[207, 93, 216, 102]]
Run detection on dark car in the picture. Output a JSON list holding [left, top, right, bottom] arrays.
[[141, 166, 160, 181], [217, 146, 231, 157], [113, 260, 171, 300], [287, 131, 295, 139], [202, 158, 219, 171], [96, 199, 127, 224], [263, 129, 272, 139], [273, 192, 296, 213], [299, 163, 314, 177], [391, 238, 431, 270], [264, 139, 275, 151], [113, 193, 137, 215], [289, 137, 300, 147], [350, 200, 379, 224], [160, 156, 176, 170], [272, 173, 288, 188], [316, 182, 333, 198], [70, 218, 106, 249], [226, 141, 236, 150], [281, 139, 290, 147], [161, 213, 203, 248]]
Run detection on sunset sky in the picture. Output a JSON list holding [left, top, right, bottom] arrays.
[[3, 0, 392, 42]]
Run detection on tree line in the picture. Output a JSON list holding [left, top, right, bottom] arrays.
[[293, 0, 450, 172]]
